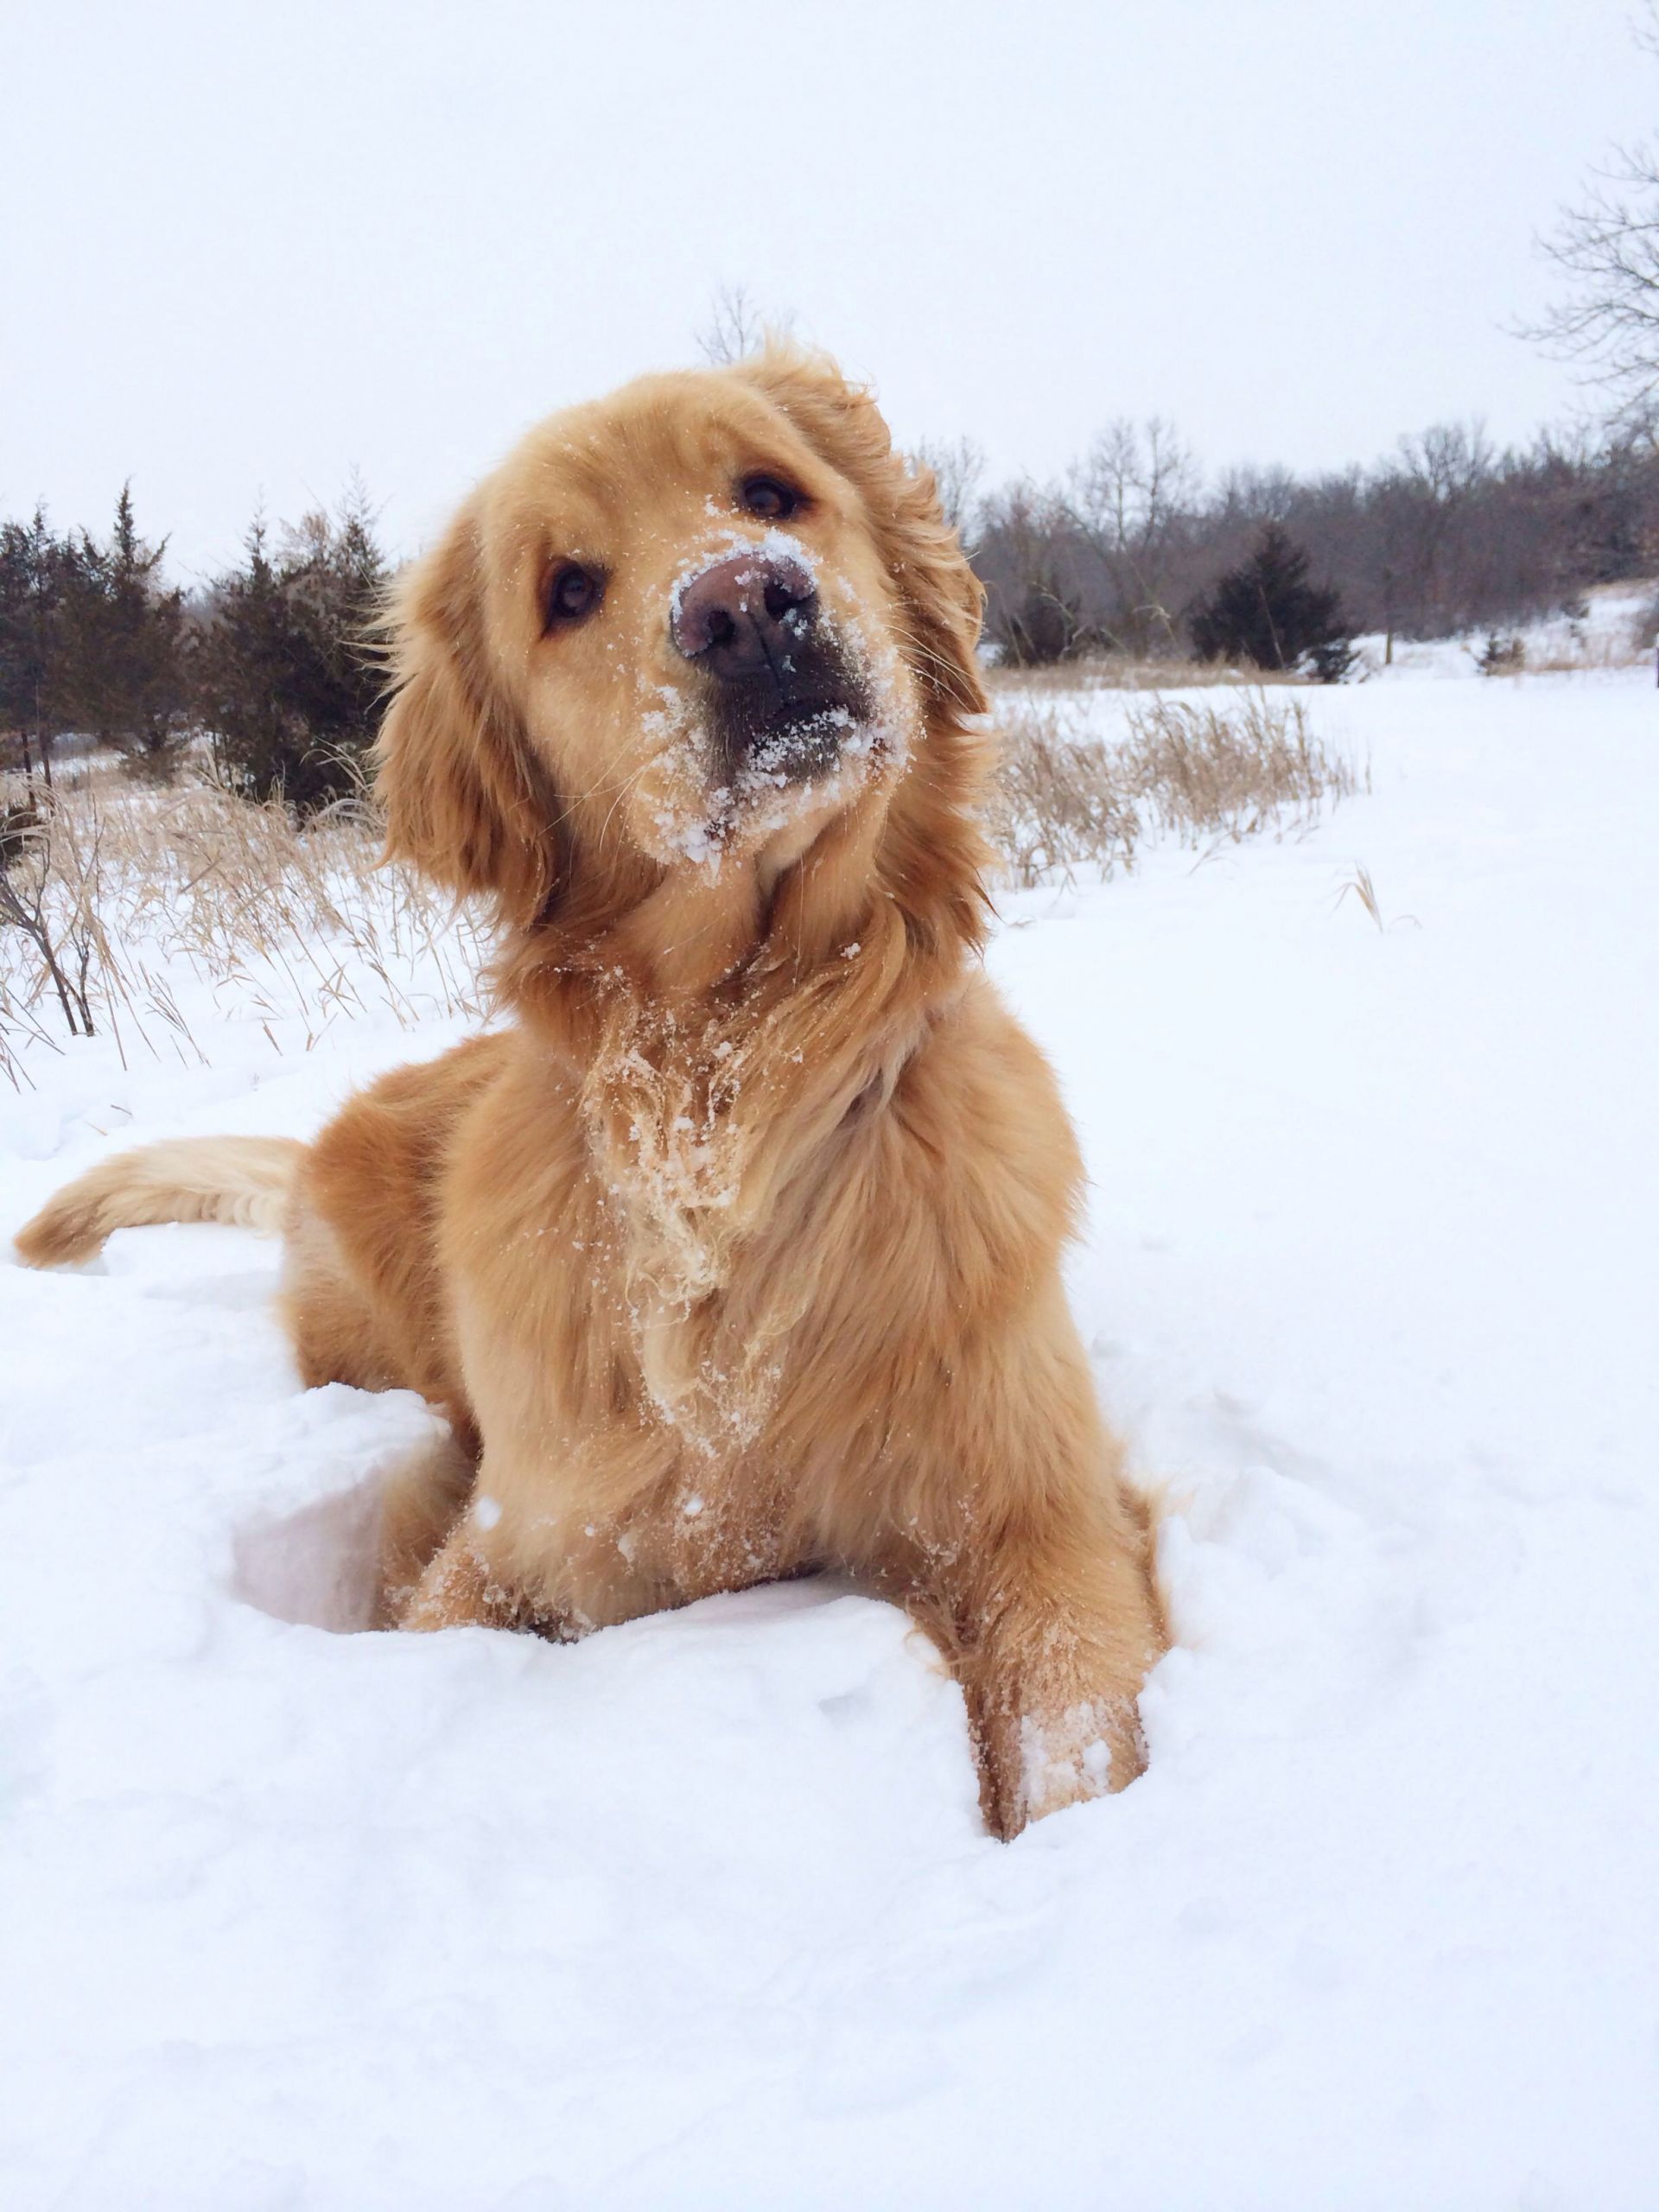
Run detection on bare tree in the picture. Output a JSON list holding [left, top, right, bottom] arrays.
[[909, 435, 987, 549], [696, 283, 793, 366], [1525, 4, 1659, 429], [1063, 417, 1198, 653], [977, 482, 1086, 664], [1211, 461, 1300, 529], [1376, 420, 1496, 635]]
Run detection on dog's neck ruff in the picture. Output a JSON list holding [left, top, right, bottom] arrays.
[[556, 906, 969, 1452]]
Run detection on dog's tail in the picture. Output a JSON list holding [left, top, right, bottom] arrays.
[[14, 1135, 305, 1268]]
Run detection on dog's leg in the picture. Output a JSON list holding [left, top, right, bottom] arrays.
[[395, 1450, 684, 1639], [374, 1430, 478, 1627], [398, 1520, 534, 1632], [906, 1495, 1165, 1840]]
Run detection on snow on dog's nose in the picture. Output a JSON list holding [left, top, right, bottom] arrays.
[[671, 548, 820, 684]]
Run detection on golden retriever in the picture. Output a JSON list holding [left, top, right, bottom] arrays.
[[17, 348, 1165, 1837]]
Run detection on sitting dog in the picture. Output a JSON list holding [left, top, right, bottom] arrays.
[[17, 348, 1165, 1836]]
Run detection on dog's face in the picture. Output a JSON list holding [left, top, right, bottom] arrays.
[[378, 350, 987, 939], [495, 372, 920, 873]]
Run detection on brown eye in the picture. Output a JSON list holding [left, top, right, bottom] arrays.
[[544, 562, 601, 627], [740, 476, 801, 522]]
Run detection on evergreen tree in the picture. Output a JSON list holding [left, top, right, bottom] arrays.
[[193, 518, 304, 798], [276, 480, 389, 772], [55, 486, 192, 780], [194, 488, 389, 810], [1188, 524, 1356, 680], [0, 506, 75, 785]]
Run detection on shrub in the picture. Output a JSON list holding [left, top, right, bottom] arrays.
[[992, 582, 1086, 666], [0, 508, 77, 785], [1476, 630, 1527, 676], [194, 492, 389, 811], [1188, 524, 1356, 680], [54, 487, 192, 783]]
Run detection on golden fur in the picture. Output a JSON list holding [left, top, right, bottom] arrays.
[[17, 350, 1165, 1837]]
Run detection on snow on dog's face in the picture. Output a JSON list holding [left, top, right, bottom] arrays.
[[374, 349, 988, 939], [643, 519, 900, 870]]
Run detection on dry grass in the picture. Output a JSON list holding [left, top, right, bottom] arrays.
[[988, 654, 1308, 699], [0, 772, 491, 1087], [1334, 863, 1418, 932], [987, 690, 1363, 888], [985, 703, 1144, 885], [1119, 691, 1363, 841]]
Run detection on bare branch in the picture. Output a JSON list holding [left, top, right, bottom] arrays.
[[696, 284, 794, 366], [908, 436, 987, 549], [1520, 5, 1659, 423]]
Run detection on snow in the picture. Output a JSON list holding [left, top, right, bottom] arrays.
[[1351, 577, 1655, 681], [666, 524, 821, 628], [3, 661, 1658, 2209]]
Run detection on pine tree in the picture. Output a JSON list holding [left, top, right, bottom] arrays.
[[193, 518, 307, 798], [55, 486, 192, 780], [1188, 524, 1356, 680], [276, 478, 389, 779], [0, 507, 75, 786], [194, 487, 390, 810]]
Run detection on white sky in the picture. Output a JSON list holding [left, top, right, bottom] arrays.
[[8, 0, 1653, 580]]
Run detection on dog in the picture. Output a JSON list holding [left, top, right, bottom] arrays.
[[16, 348, 1166, 1837]]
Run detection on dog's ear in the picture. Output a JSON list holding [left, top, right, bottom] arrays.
[[734, 346, 988, 722], [375, 505, 563, 926]]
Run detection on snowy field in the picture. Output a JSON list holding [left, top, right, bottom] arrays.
[[3, 657, 1656, 2210]]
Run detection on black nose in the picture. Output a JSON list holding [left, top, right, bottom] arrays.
[[672, 549, 819, 683]]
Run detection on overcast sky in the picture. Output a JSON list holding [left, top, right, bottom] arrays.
[[8, 0, 1653, 579]]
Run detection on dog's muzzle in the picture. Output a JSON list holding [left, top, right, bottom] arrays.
[[671, 548, 869, 781]]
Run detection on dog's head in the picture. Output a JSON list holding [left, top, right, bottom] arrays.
[[377, 350, 988, 963]]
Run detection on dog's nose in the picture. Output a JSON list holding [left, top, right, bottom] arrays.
[[672, 548, 819, 681]]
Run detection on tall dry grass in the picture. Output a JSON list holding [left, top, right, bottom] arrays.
[[0, 773, 491, 1087], [1, 688, 1361, 1080], [988, 654, 1309, 700], [987, 689, 1363, 887]]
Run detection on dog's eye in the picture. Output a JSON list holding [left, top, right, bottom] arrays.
[[739, 476, 801, 523], [543, 563, 602, 628]]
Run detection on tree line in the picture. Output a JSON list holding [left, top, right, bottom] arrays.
[[957, 412, 1659, 667], [0, 486, 388, 805]]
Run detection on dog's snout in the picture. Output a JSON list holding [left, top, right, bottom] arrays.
[[672, 549, 819, 682]]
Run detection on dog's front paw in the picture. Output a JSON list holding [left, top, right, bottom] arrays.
[[1007, 1697, 1145, 1834]]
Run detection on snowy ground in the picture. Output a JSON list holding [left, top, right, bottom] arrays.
[[3, 658, 1656, 2210]]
